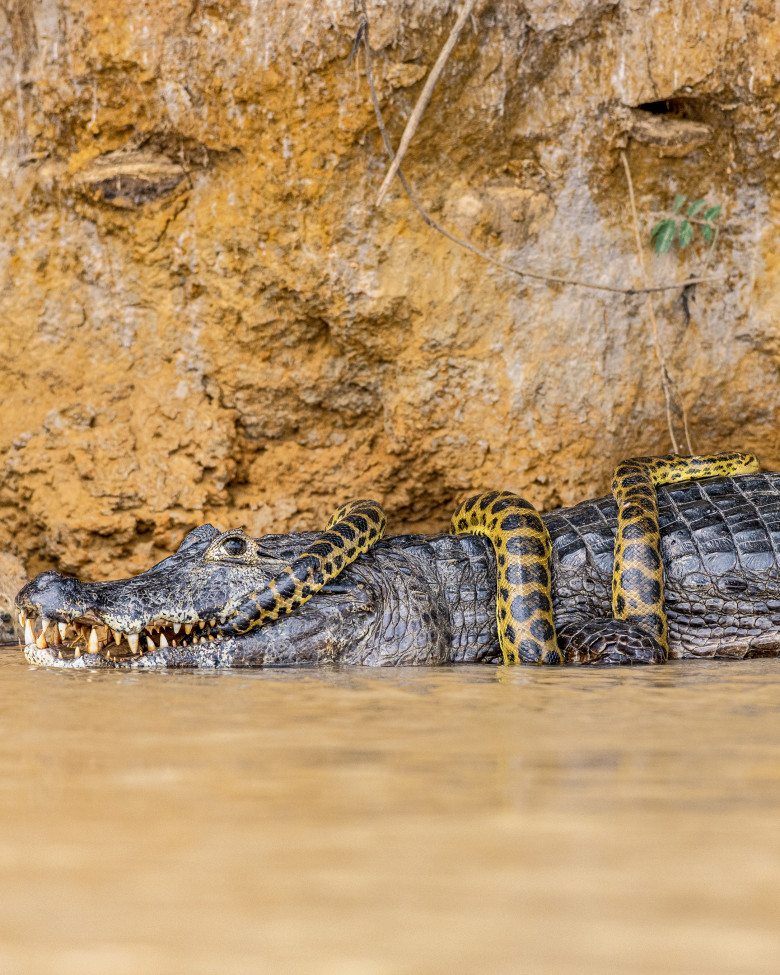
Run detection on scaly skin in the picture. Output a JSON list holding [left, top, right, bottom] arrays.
[[611, 452, 759, 652], [15, 465, 780, 669], [450, 492, 560, 665], [450, 453, 758, 665], [213, 499, 386, 636]]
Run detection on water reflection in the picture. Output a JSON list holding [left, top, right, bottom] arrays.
[[1, 652, 779, 974]]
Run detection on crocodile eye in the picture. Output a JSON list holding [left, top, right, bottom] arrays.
[[222, 537, 247, 557]]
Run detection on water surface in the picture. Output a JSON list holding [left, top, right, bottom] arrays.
[[1, 651, 779, 974]]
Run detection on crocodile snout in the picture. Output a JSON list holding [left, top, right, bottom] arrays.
[[16, 571, 84, 620]]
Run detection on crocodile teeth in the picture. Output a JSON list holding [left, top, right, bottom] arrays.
[[50, 624, 62, 647], [184, 623, 193, 634], [173, 622, 181, 634], [209, 618, 216, 627], [18, 611, 24, 628], [24, 619, 34, 644], [113, 629, 123, 645], [88, 628, 99, 654], [58, 622, 68, 640], [35, 616, 51, 650], [127, 633, 139, 654], [158, 633, 169, 648], [198, 621, 205, 630], [74, 646, 81, 658], [146, 636, 156, 651]]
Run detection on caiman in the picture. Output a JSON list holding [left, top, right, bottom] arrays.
[[15, 453, 780, 670]]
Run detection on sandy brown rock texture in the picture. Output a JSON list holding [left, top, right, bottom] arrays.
[[1, 0, 779, 582], [0, 552, 25, 641]]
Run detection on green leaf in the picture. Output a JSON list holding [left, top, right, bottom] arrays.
[[650, 219, 670, 240], [701, 224, 714, 242], [654, 220, 677, 254], [678, 220, 693, 249], [703, 204, 722, 221], [687, 198, 706, 217], [673, 193, 687, 213]]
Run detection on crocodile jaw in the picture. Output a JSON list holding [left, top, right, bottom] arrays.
[[21, 631, 257, 670], [16, 609, 230, 664], [15, 563, 373, 669]]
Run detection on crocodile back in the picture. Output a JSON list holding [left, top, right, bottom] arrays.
[[545, 472, 780, 658]]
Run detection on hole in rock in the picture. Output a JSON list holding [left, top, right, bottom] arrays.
[[635, 98, 705, 122]]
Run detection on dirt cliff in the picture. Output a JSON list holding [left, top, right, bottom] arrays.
[[1, 0, 779, 583]]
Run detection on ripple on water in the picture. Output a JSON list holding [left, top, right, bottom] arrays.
[[1, 650, 780, 974]]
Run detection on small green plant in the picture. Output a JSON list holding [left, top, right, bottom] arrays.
[[650, 195, 722, 255]]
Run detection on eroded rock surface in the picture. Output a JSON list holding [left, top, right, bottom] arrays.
[[1, 0, 779, 581], [0, 553, 26, 642]]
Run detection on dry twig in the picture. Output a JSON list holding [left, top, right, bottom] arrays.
[[356, 10, 723, 298], [375, 0, 478, 206], [620, 150, 693, 454]]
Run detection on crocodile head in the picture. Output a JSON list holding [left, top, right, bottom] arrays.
[[15, 523, 453, 668], [15, 524, 381, 669]]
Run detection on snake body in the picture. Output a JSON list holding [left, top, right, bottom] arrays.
[[450, 452, 758, 664], [449, 492, 561, 664], [211, 452, 760, 664], [214, 499, 386, 637], [610, 451, 759, 652]]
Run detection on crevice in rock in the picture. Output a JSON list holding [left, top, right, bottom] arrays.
[[636, 98, 692, 117]]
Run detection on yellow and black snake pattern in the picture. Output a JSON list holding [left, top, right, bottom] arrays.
[[218, 452, 759, 665], [450, 491, 561, 665], [450, 452, 759, 664], [218, 499, 386, 636], [611, 451, 759, 652]]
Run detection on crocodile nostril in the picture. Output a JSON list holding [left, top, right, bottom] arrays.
[[27, 570, 69, 592], [15, 571, 85, 616]]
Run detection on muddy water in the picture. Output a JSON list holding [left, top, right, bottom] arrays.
[[1, 652, 780, 975]]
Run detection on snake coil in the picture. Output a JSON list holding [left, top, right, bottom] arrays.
[[217, 451, 760, 665], [451, 451, 759, 664]]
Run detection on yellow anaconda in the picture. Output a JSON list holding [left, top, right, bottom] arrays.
[[450, 492, 561, 665], [610, 451, 759, 652], [452, 451, 759, 664], [213, 499, 386, 636], [214, 452, 759, 664]]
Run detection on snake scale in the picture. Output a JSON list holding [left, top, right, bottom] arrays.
[[210, 499, 387, 637], [212, 452, 759, 663], [610, 452, 759, 652]]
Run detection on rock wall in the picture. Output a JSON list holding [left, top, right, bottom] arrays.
[[1, 0, 779, 580]]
